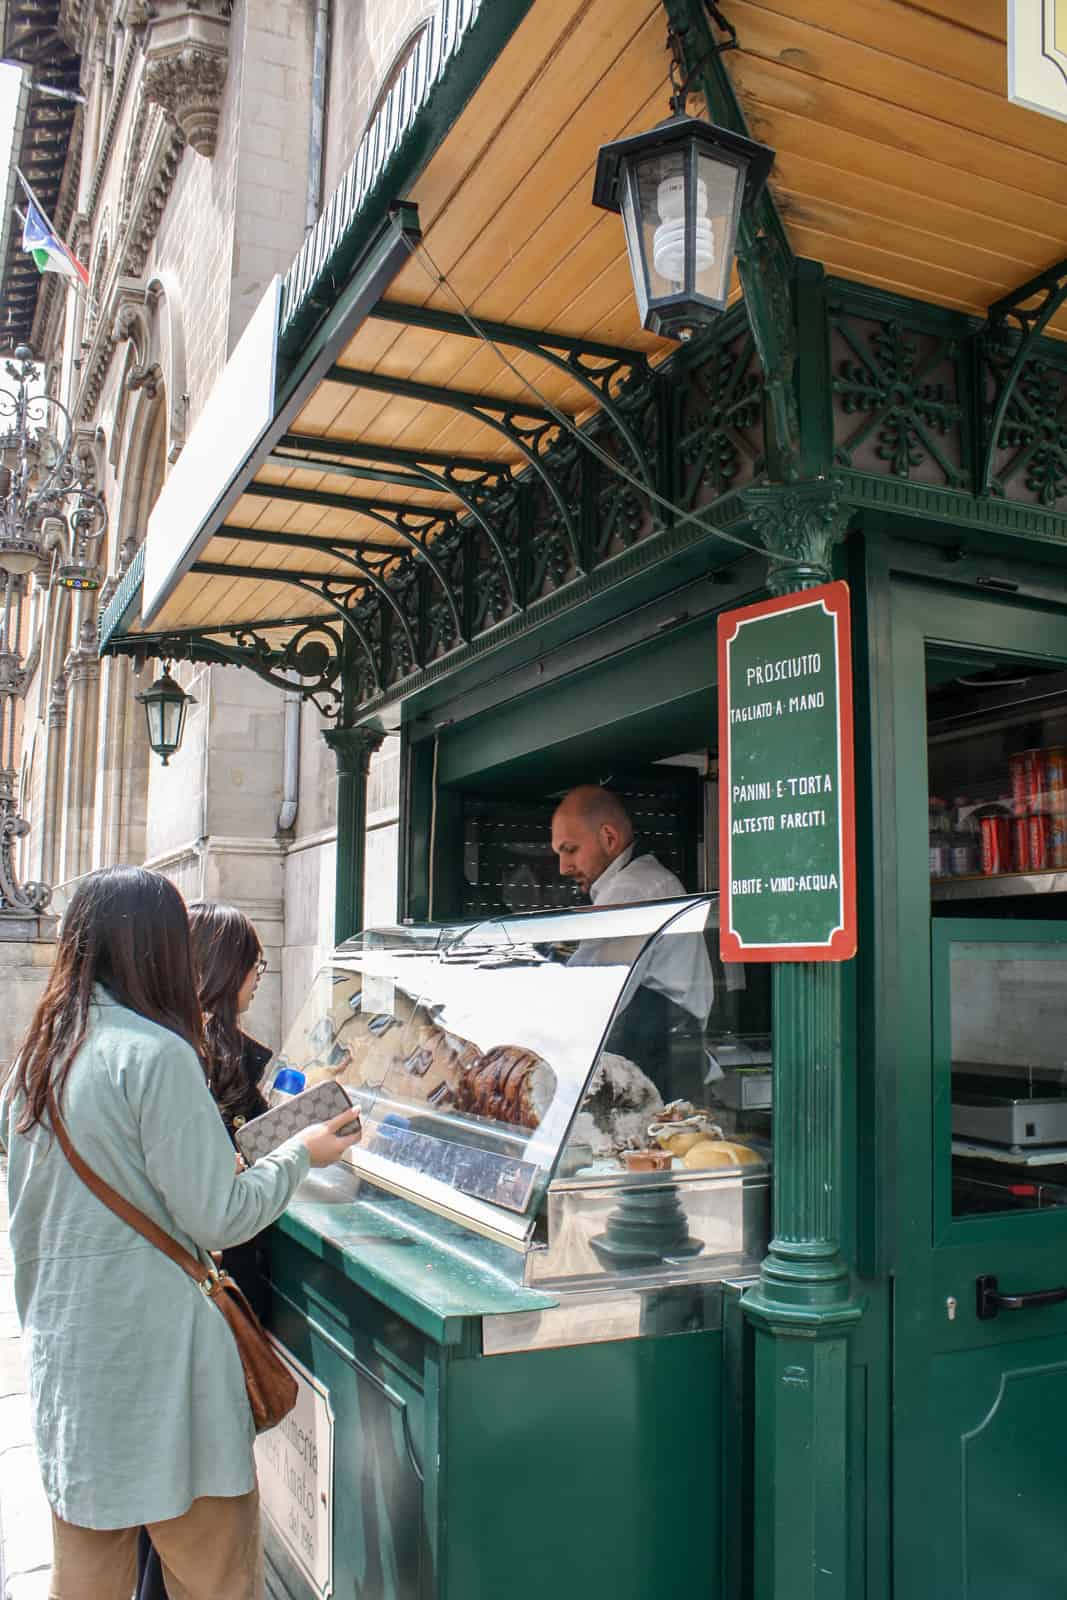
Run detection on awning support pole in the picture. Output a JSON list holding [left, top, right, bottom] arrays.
[[323, 725, 384, 943], [737, 481, 862, 1600]]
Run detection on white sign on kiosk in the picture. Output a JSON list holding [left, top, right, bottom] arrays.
[[140, 276, 282, 623], [255, 1341, 335, 1599], [1008, 0, 1067, 125]]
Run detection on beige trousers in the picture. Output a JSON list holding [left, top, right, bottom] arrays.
[[49, 1487, 263, 1600]]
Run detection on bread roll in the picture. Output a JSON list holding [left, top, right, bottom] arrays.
[[682, 1138, 763, 1170]]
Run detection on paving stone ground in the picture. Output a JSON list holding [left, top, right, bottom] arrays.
[[0, 1183, 52, 1600]]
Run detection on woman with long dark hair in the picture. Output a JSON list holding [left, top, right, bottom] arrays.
[[136, 901, 275, 1600], [1, 866, 360, 1600], [189, 902, 271, 1142]]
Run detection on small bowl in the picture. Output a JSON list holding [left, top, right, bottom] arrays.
[[621, 1148, 673, 1173]]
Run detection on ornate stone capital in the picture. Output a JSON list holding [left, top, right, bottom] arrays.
[[0, 647, 29, 700], [142, 3, 232, 157], [66, 617, 101, 685], [742, 478, 852, 595]]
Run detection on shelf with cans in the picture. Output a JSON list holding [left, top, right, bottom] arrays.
[[926, 662, 1067, 898], [929, 747, 1067, 887]]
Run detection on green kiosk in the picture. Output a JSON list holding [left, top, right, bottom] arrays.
[[100, 1, 1067, 1595]]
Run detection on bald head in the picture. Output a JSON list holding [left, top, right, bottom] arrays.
[[551, 786, 633, 895]]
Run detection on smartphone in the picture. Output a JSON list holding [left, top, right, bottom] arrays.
[[235, 1079, 359, 1165]]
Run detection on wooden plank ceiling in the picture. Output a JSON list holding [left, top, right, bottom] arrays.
[[149, 0, 1067, 638], [149, 0, 679, 637], [724, 0, 1067, 325]]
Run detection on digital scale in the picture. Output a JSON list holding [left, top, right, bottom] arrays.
[[951, 1060, 1067, 1149]]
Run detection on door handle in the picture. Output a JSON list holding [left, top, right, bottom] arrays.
[[976, 1273, 1067, 1320]]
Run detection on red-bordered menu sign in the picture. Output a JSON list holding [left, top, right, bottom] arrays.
[[718, 580, 856, 962]]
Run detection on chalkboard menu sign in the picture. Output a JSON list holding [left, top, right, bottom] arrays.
[[718, 581, 856, 962]]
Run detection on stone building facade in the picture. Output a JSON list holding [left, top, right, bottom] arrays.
[[0, 0, 432, 1059]]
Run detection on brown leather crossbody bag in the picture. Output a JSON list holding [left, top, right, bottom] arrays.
[[49, 1100, 298, 1434]]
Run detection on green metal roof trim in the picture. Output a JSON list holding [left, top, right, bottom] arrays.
[[97, 543, 144, 653], [277, 0, 533, 362]]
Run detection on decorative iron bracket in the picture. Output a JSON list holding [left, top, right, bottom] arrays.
[[979, 257, 1067, 495], [237, 486, 464, 641], [192, 559, 406, 688], [273, 436, 521, 607], [106, 616, 347, 718], [326, 365, 583, 571], [369, 302, 655, 492]]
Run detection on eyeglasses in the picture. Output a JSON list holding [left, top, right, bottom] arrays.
[[254, 957, 268, 978]]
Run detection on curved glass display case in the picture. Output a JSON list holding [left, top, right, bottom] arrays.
[[273, 895, 773, 1288]]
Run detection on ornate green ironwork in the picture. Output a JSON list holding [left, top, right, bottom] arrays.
[[220, 520, 464, 643], [370, 301, 655, 490], [677, 321, 763, 505], [326, 363, 583, 568], [830, 295, 966, 490], [274, 436, 522, 607], [980, 257, 1067, 498], [105, 614, 345, 716]]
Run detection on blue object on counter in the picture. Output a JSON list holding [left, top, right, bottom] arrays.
[[378, 1114, 411, 1138], [271, 1067, 307, 1097]]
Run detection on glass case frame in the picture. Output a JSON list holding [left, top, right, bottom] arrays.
[[274, 894, 773, 1280]]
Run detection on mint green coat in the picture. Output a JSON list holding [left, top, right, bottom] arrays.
[[1, 990, 310, 1529]]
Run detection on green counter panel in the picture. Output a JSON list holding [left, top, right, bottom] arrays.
[[440, 1335, 724, 1599], [263, 1218, 726, 1600]]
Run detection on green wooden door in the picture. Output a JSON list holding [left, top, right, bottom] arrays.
[[884, 579, 1067, 1600]]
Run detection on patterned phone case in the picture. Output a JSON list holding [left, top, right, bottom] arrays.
[[235, 1079, 356, 1164]]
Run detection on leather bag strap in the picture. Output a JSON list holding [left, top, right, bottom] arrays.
[[48, 1093, 210, 1287]]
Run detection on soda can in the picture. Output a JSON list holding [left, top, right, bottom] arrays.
[[1031, 750, 1052, 813], [1029, 811, 1051, 872], [1051, 809, 1067, 870], [982, 815, 1011, 875], [1046, 747, 1067, 810], [1010, 751, 1033, 815], [1013, 815, 1030, 874]]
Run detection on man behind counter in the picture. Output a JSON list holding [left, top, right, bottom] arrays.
[[550, 785, 719, 1098]]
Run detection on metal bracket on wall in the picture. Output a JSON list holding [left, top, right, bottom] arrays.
[[980, 257, 1067, 495], [106, 615, 347, 717], [189, 560, 391, 694]]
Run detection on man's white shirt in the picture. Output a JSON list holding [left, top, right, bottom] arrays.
[[569, 845, 717, 1023]]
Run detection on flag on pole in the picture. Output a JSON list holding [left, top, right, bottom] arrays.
[[16, 174, 88, 289]]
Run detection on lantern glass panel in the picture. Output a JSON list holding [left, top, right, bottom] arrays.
[[161, 695, 186, 751], [693, 148, 744, 310], [620, 162, 651, 326], [631, 144, 690, 302]]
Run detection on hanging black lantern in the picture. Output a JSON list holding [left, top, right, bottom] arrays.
[[136, 665, 195, 766], [593, 115, 775, 341]]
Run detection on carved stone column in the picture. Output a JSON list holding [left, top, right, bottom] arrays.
[[44, 676, 68, 889], [60, 616, 101, 882], [142, 2, 232, 157], [322, 726, 384, 944]]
